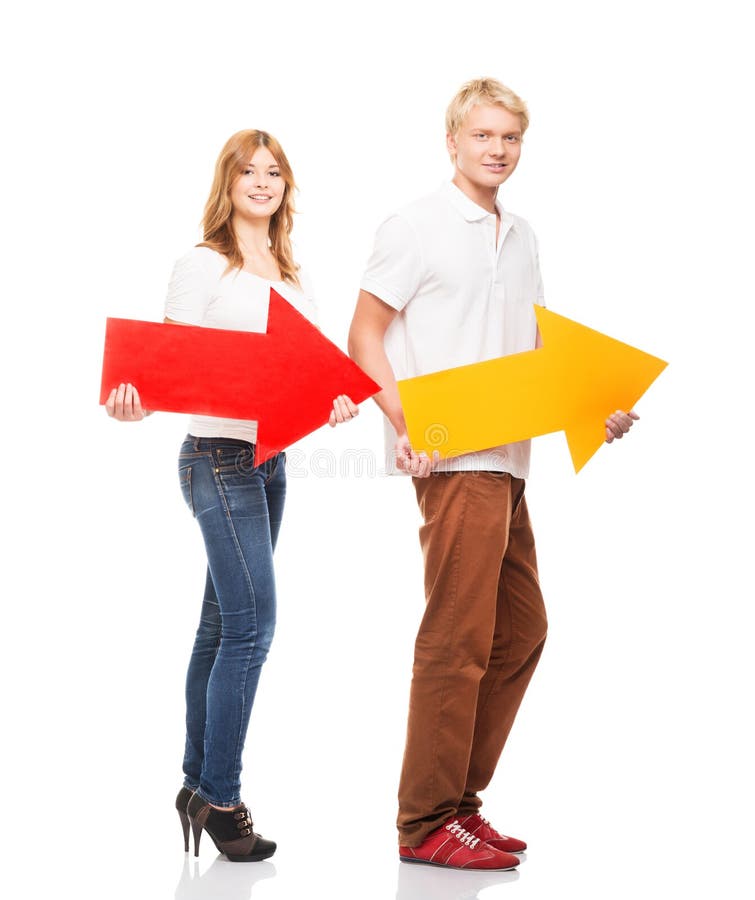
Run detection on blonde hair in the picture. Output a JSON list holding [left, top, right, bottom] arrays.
[[445, 77, 529, 138], [200, 129, 299, 286]]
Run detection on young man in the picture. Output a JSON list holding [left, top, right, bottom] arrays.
[[348, 78, 637, 871]]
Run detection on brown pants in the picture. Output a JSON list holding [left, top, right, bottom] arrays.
[[398, 472, 547, 847]]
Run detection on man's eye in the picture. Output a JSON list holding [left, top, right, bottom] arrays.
[[505, 136, 520, 143]]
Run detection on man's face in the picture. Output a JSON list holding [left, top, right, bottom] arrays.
[[447, 104, 523, 198]]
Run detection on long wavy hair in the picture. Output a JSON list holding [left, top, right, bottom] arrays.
[[199, 129, 299, 285]]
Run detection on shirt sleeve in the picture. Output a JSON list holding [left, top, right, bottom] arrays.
[[164, 247, 214, 324], [360, 214, 423, 311]]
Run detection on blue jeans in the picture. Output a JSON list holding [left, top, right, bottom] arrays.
[[178, 435, 286, 807]]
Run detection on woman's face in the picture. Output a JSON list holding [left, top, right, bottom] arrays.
[[230, 146, 286, 222]]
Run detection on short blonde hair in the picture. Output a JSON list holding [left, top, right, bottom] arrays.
[[445, 77, 529, 137]]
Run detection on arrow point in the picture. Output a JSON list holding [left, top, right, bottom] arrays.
[[565, 422, 606, 473], [538, 304, 668, 473], [253, 437, 279, 467]]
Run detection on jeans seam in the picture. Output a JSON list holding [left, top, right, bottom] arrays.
[[211, 464, 234, 520], [195, 787, 240, 808], [185, 466, 195, 516], [265, 452, 283, 485], [215, 475, 259, 798]]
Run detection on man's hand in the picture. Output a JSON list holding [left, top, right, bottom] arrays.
[[395, 433, 438, 477], [605, 409, 639, 443]]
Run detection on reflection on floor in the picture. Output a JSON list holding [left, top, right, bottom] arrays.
[[173, 852, 521, 900]]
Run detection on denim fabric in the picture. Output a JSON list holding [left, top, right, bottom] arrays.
[[178, 435, 286, 807]]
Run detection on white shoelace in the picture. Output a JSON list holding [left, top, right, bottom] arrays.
[[475, 815, 509, 838], [445, 820, 481, 849]]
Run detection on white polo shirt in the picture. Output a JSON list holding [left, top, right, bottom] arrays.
[[361, 181, 544, 477]]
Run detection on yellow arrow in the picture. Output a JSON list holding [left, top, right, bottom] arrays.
[[397, 305, 667, 473]]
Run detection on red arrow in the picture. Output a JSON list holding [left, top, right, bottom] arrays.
[[100, 288, 381, 464]]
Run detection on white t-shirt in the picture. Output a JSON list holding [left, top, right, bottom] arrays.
[[361, 182, 544, 478], [164, 245, 318, 443]]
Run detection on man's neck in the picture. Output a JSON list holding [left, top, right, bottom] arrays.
[[451, 173, 498, 214]]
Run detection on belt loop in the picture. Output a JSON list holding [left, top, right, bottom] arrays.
[[193, 435, 200, 451]]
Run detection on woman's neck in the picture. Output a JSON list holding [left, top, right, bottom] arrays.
[[232, 215, 272, 259], [231, 214, 282, 279]]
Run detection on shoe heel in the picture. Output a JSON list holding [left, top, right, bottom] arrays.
[[190, 817, 203, 857], [178, 809, 190, 853]]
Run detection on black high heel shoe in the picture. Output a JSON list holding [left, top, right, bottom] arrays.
[[176, 787, 195, 852], [187, 793, 276, 862]]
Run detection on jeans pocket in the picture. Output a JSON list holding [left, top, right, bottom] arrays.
[[215, 445, 255, 479], [179, 465, 195, 516]]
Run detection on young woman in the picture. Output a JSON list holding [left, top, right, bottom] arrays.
[[106, 129, 358, 862]]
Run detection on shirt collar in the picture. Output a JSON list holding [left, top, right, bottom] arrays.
[[444, 181, 515, 229]]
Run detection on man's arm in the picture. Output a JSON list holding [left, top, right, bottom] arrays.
[[347, 291, 403, 431], [348, 290, 434, 477]]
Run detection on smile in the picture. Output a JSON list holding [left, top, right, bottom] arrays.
[[249, 194, 273, 201]]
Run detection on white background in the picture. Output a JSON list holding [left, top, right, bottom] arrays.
[[2, 1, 753, 898]]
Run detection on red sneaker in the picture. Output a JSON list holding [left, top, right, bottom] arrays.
[[399, 819, 520, 870], [457, 813, 527, 854]]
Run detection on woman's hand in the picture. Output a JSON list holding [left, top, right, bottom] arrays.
[[105, 383, 150, 421], [605, 409, 639, 443], [328, 394, 359, 427]]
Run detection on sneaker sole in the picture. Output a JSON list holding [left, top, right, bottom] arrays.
[[399, 856, 518, 871]]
